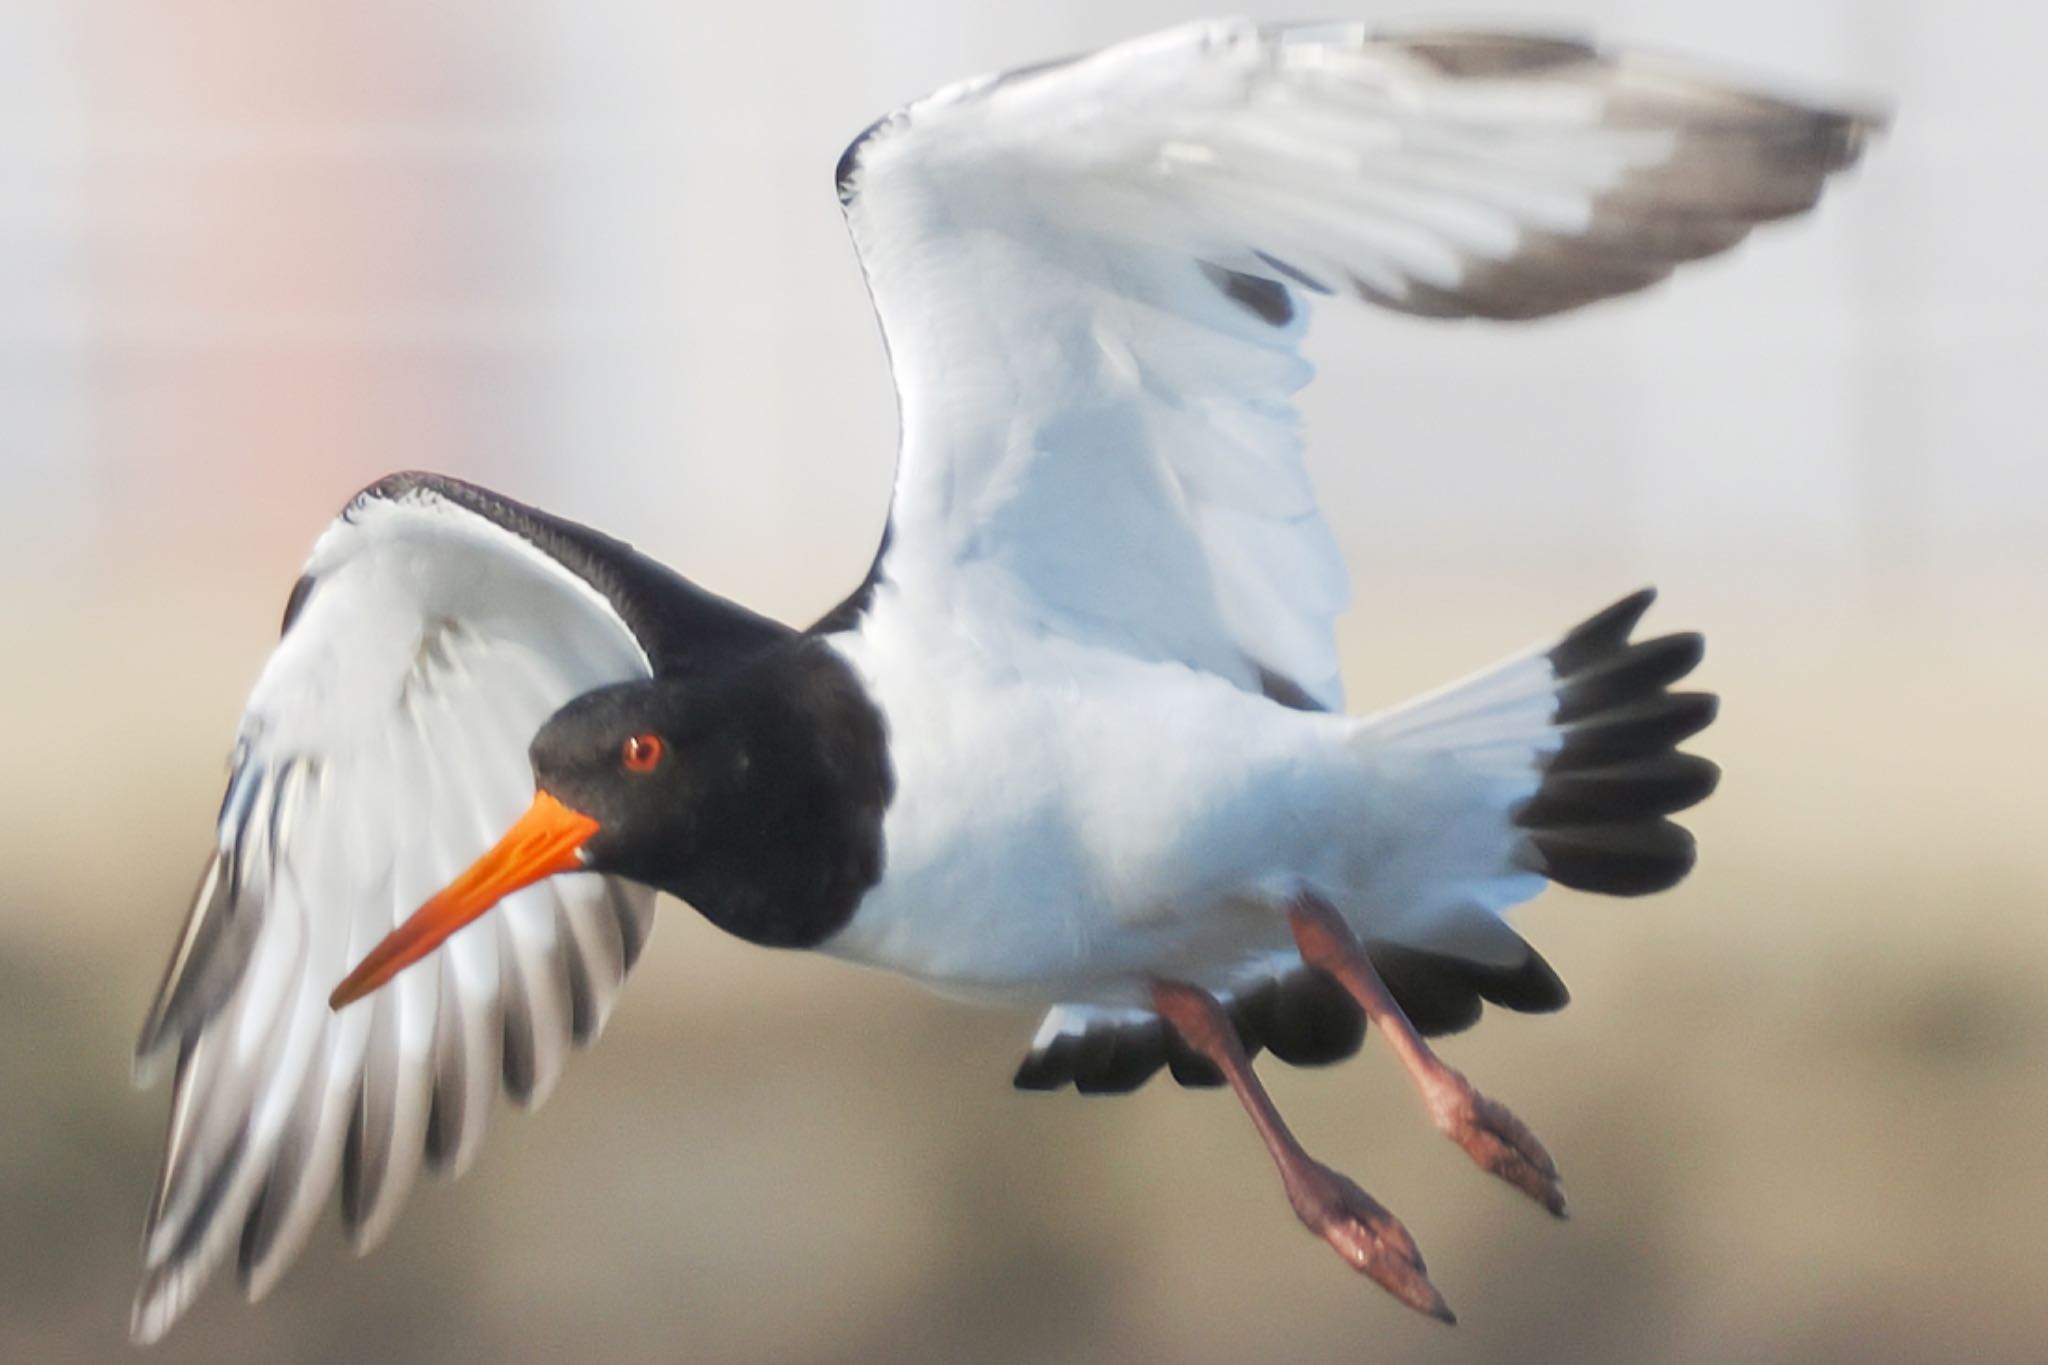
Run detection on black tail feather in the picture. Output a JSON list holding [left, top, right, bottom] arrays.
[[1549, 692, 1718, 770], [1519, 589, 1719, 896], [1012, 588, 1718, 1095]]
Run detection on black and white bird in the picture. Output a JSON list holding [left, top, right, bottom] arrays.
[[131, 19, 1878, 1340]]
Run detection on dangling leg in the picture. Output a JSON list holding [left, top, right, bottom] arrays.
[[1287, 894, 1568, 1217], [1149, 977, 1455, 1323]]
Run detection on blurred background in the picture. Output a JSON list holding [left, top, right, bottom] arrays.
[[2, 1, 2042, 1361]]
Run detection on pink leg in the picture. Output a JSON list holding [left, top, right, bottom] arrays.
[[1150, 978, 1455, 1323], [1288, 894, 1568, 1217]]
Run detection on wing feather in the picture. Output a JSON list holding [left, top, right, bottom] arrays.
[[840, 19, 1880, 705], [839, 17, 1876, 1096], [130, 475, 670, 1343]]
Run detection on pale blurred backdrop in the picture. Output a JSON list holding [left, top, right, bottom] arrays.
[[2, 1, 2043, 1362]]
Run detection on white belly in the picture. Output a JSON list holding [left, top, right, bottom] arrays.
[[820, 613, 1355, 1007]]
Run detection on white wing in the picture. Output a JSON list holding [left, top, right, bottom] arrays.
[[131, 475, 664, 1342], [840, 20, 1879, 707]]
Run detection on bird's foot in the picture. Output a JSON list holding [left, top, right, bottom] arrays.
[[1426, 1071, 1567, 1218], [1282, 1156, 1454, 1323]]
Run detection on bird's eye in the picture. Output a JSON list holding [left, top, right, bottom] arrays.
[[622, 733, 663, 772]]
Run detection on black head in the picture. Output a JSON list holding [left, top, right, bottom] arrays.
[[529, 657, 894, 949], [328, 676, 709, 1008], [328, 640, 893, 1009], [528, 678, 725, 889]]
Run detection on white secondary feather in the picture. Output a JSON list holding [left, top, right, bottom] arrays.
[[130, 483, 657, 1343], [842, 18, 1874, 709]]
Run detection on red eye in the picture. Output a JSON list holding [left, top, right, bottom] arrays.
[[622, 733, 663, 772]]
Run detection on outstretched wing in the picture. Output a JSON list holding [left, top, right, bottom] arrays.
[[130, 473, 784, 1342], [837, 19, 1879, 707]]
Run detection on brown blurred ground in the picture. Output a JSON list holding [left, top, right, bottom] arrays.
[[6, 573, 2045, 1364], [3, 1, 2045, 1361]]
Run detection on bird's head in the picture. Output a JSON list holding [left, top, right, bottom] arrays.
[[328, 679, 705, 1009]]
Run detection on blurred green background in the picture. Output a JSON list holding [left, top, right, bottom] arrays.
[[3, 2, 2043, 1362]]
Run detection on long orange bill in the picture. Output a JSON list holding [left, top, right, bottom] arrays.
[[329, 790, 600, 1010]]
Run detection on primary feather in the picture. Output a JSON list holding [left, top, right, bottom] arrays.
[[131, 483, 660, 1343]]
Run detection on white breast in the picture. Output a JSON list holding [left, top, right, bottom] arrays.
[[820, 583, 1359, 1007]]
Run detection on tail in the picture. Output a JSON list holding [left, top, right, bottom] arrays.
[[1369, 586, 1720, 898], [1013, 588, 1718, 1094]]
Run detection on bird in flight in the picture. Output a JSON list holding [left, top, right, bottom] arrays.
[[131, 19, 1878, 1340]]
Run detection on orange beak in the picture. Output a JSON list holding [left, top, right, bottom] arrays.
[[329, 790, 600, 1009]]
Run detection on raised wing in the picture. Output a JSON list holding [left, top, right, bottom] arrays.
[[131, 473, 784, 1342], [838, 19, 1880, 707]]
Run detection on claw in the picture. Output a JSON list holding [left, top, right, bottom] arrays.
[[1283, 1157, 1456, 1324], [1284, 895, 1569, 1222], [1146, 972, 1465, 1322], [1432, 1075, 1568, 1218]]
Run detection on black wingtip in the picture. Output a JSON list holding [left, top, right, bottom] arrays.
[[1200, 261, 1295, 326], [1236, 968, 1367, 1065], [835, 113, 895, 206], [1014, 967, 1377, 1096], [1367, 939, 1571, 1036], [1012, 1017, 1173, 1094], [1163, 1032, 1229, 1088], [1012, 1055, 1064, 1091]]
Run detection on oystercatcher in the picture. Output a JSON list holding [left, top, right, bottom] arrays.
[[132, 19, 1879, 1339]]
